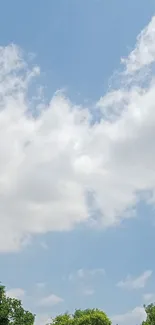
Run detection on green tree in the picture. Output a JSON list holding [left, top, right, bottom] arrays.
[[50, 309, 111, 325], [142, 304, 155, 325], [0, 285, 10, 325], [52, 313, 73, 325], [0, 284, 35, 325]]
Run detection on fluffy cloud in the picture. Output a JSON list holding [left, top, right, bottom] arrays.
[[121, 16, 155, 74], [38, 294, 63, 307], [117, 270, 152, 290], [1, 16, 155, 252], [111, 306, 146, 325], [6, 288, 25, 299]]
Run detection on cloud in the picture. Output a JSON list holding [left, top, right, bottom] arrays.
[[77, 268, 105, 278], [69, 268, 105, 281], [121, 16, 155, 74], [143, 293, 155, 304], [69, 268, 104, 296], [6, 288, 25, 299], [1, 16, 155, 252], [117, 270, 152, 290], [38, 294, 63, 307], [111, 306, 146, 325]]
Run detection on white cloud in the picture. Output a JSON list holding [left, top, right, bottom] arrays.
[[112, 306, 146, 325], [117, 270, 152, 290], [1, 16, 155, 251], [143, 293, 155, 304], [69, 268, 105, 281], [121, 16, 155, 74], [6, 288, 25, 299], [38, 294, 63, 307]]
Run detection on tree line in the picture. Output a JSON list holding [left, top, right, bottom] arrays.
[[0, 284, 153, 325]]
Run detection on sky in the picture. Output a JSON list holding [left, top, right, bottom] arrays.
[[1, 1, 155, 325]]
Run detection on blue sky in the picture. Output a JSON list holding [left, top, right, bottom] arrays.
[[1, 1, 155, 325]]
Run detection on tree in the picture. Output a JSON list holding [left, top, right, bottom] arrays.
[[142, 303, 155, 325], [52, 313, 73, 325], [0, 285, 10, 325], [50, 309, 111, 325], [0, 284, 35, 325]]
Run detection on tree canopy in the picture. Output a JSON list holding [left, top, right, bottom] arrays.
[[0, 285, 35, 325], [51, 309, 111, 325], [2, 283, 155, 325], [142, 303, 155, 325]]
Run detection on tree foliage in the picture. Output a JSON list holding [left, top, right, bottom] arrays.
[[2, 282, 155, 325], [0, 285, 35, 325], [51, 309, 111, 325], [142, 303, 155, 325]]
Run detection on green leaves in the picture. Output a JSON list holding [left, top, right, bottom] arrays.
[[73, 309, 111, 325], [50, 309, 111, 325], [2, 282, 155, 325], [0, 285, 35, 325], [0, 285, 10, 325], [142, 303, 155, 325], [52, 313, 73, 325]]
